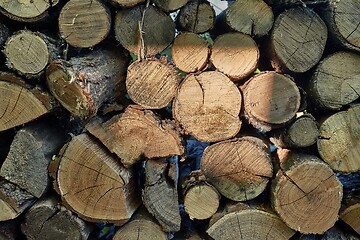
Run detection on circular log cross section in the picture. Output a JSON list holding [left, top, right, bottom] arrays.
[[113, 220, 167, 240], [270, 7, 327, 73], [126, 59, 181, 109], [59, 0, 111, 48], [210, 32, 259, 81], [4, 31, 49, 75], [171, 32, 210, 73], [201, 137, 273, 201], [173, 71, 242, 142], [243, 71, 301, 132], [308, 52, 360, 110], [152, 0, 189, 12]]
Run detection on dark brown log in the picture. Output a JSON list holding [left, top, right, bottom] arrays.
[[152, 0, 189, 12]]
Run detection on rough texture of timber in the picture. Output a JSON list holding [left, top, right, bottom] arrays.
[[152, 0, 189, 12], [173, 71, 242, 142], [57, 133, 141, 225], [105, 0, 145, 8], [143, 159, 181, 232], [113, 206, 167, 240], [210, 33, 259, 81], [321, 0, 360, 53], [0, 180, 35, 221], [46, 47, 128, 118], [86, 105, 184, 167], [4, 30, 59, 79], [207, 203, 295, 240], [270, 7, 327, 73], [126, 59, 181, 109], [317, 104, 360, 172], [0, 120, 67, 198], [177, 1, 215, 33], [308, 51, 360, 111], [171, 32, 210, 73], [340, 199, 360, 234], [271, 149, 343, 234], [0, 0, 59, 22], [225, 0, 274, 37], [58, 0, 111, 48], [243, 71, 301, 132], [270, 113, 319, 148], [201, 136, 273, 201], [0, 72, 53, 132], [21, 197, 91, 240], [115, 4, 175, 57]]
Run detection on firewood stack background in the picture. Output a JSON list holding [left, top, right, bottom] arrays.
[[0, 0, 359, 239]]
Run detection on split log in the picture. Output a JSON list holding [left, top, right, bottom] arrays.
[[207, 203, 295, 240], [0, 0, 59, 22], [126, 58, 181, 109], [152, 0, 189, 12], [0, 219, 19, 240], [86, 105, 184, 167], [182, 171, 220, 220], [171, 32, 210, 73], [142, 159, 181, 232], [225, 0, 274, 37], [321, 0, 360, 53], [104, 0, 145, 8], [115, 4, 175, 57], [46, 47, 128, 118], [270, 113, 319, 148], [269, 7, 327, 73], [271, 149, 343, 234], [210, 32, 259, 81], [201, 136, 273, 201], [177, 1, 215, 33], [58, 0, 111, 48], [4, 30, 59, 79], [21, 197, 91, 240], [173, 71, 242, 142], [317, 104, 360, 172], [56, 133, 141, 225], [340, 198, 360, 235], [242, 71, 301, 132], [113, 206, 167, 240], [0, 120, 67, 198], [307, 51, 360, 111], [0, 72, 54, 131], [0, 180, 36, 221]]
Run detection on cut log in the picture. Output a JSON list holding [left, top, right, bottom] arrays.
[[173, 71, 242, 142], [126, 58, 181, 109], [340, 198, 360, 235], [317, 104, 360, 172], [0, 219, 19, 240], [143, 159, 181, 232], [104, 0, 145, 8], [58, 0, 111, 48], [177, 1, 215, 33], [0, 0, 59, 22], [171, 32, 210, 73], [243, 71, 301, 132], [182, 171, 220, 220], [46, 47, 128, 118], [56, 133, 141, 225], [4, 30, 59, 79], [270, 113, 319, 148], [210, 33, 259, 81], [201, 136, 273, 201], [86, 105, 184, 167], [21, 197, 92, 240], [115, 4, 175, 57], [113, 206, 167, 240], [152, 0, 189, 12], [225, 0, 274, 37], [271, 149, 343, 234], [321, 0, 360, 53], [307, 51, 360, 111], [0, 120, 67, 198], [269, 7, 327, 73], [207, 203, 295, 240], [0, 72, 54, 132], [0, 180, 36, 221]]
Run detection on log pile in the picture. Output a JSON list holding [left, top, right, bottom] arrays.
[[0, 0, 359, 239]]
